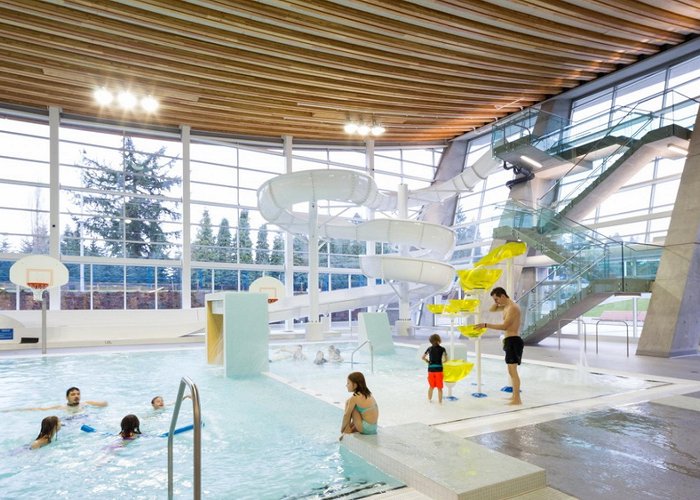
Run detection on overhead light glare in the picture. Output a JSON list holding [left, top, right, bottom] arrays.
[[140, 95, 159, 113], [94, 88, 113, 106], [520, 155, 543, 169], [343, 118, 386, 137], [356, 124, 371, 136], [370, 124, 386, 136], [117, 91, 137, 110], [667, 143, 688, 155]]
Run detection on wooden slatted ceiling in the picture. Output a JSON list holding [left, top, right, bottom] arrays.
[[0, 0, 697, 143]]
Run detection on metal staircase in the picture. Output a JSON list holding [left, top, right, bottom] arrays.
[[488, 88, 697, 343]]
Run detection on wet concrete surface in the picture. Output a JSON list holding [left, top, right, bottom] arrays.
[[468, 401, 700, 500]]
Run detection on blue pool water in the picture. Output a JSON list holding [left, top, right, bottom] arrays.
[[0, 349, 403, 499]]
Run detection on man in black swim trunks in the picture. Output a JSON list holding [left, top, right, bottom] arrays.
[[479, 287, 523, 405]]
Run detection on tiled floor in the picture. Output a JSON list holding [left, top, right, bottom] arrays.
[[270, 329, 700, 499], [412, 333, 700, 499]]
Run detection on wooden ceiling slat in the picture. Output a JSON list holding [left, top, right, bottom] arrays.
[[0, 15, 583, 94], [298, 0, 668, 52], [0, 0, 695, 143]]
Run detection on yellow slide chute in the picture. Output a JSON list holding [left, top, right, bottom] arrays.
[[457, 268, 503, 291], [474, 241, 527, 267]]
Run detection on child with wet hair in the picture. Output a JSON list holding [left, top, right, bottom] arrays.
[[119, 414, 142, 440], [30, 415, 61, 449]]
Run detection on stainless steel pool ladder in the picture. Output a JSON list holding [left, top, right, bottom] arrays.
[[350, 340, 374, 374], [168, 376, 202, 500]]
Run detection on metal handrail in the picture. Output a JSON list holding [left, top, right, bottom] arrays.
[[350, 340, 374, 374], [168, 377, 202, 500], [595, 319, 630, 358], [557, 318, 587, 351]]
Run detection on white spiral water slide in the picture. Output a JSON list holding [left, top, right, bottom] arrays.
[[257, 152, 501, 333]]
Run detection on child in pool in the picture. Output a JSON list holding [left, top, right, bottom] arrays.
[[313, 350, 327, 365], [30, 416, 61, 449], [119, 414, 142, 440]]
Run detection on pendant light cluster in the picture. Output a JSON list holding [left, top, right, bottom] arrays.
[[93, 87, 159, 113], [343, 121, 386, 137]]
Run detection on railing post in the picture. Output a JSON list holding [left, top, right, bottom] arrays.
[[168, 377, 202, 500]]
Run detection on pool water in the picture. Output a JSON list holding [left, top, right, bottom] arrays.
[[0, 349, 403, 499]]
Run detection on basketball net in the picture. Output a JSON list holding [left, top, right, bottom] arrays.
[[27, 282, 49, 302]]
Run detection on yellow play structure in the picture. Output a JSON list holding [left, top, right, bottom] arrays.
[[429, 241, 527, 398]]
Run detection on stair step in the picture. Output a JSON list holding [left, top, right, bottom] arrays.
[[342, 423, 546, 500]]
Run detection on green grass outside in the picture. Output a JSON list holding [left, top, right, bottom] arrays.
[[583, 298, 650, 317]]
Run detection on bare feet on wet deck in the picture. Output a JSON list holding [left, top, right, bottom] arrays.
[[507, 399, 522, 406]]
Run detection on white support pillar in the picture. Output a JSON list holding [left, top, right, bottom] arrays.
[[306, 200, 323, 340], [283, 135, 295, 331], [396, 183, 412, 336], [48, 106, 61, 311], [365, 139, 377, 312], [181, 125, 192, 309]]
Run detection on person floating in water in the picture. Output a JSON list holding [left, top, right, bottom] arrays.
[[151, 394, 190, 410], [328, 345, 343, 362], [12, 386, 108, 413], [340, 371, 378, 440], [119, 414, 142, 440], [30, 416, 61, 450], [313, 350, 327, 365], [422, 333, 447, 404], [292, 344, 306, 361], [479, 287, 524, 405]]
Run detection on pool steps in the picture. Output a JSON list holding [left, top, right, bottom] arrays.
[[343, 422, 548, 500]]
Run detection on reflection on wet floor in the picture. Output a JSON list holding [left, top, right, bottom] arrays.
[[468, 400, 700, 500]]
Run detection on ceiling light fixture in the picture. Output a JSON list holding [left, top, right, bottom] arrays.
[[343, 119, 386, 137], [667, 143, 688, 155], [117, 91, 137, 110], [520, 155, 543, 169], [94, 87, 159, 113], [94, 88, 113, 106], [140, 95, 159, 113]]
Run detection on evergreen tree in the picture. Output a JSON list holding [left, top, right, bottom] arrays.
[[292, 234, 308, 291], [269, 233, 285, 266], [255, 224, 270, 265], [60, 225, 82, 257], [215, 218, 234, 263], [236, 210, 254, 264], [192, 210, 215, 262], [74, 136, 181, 258], [21, 190, 49, 254]]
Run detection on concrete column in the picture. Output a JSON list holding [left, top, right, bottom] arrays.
[[637, 108, 700, 357]]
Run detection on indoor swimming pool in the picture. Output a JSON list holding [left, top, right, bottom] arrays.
[[0, 349, 403, 499]]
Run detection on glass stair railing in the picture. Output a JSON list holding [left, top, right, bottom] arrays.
[[494, 199, 614, 266], [517, 241, 660, 343], [541, 89, 697, 214]]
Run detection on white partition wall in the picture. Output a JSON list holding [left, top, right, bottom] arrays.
[[206, 292, 269, 377]]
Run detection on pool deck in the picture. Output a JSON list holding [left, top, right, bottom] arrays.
[[269, 332, 700, 499]]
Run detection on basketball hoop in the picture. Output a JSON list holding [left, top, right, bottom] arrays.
[[27, 282, 49, 302]]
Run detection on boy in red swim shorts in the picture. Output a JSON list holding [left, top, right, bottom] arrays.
[[422, 333, 447, 403]]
